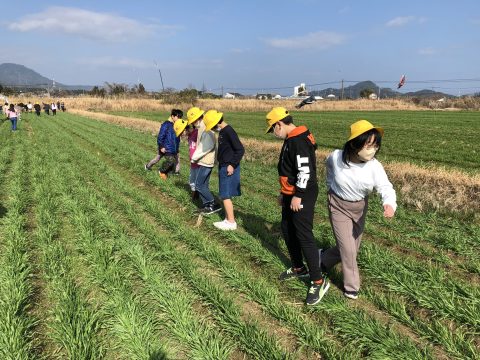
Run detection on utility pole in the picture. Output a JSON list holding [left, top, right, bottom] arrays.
[[221, 86, 224, 98], [341, 79, 344, 100]]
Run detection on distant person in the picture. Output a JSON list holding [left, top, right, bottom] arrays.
[[27, 101, 33, 112], [34, 103, 41, 116], [6, 104, 19, 131], [188, 107, 221, 214], [56, 101, 61, 111], [60, 101, 66, 112], [204, 110, 244, 231], [145, 109, 183, 174], [43, 103, 50, 115], [320, 120, 397, 300], [3, 103, 8, 119], [51, 102, 57, 115], [265, 107, 329, 306]]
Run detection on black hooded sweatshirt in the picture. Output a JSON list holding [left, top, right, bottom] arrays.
[[278, 125, 318, 199]]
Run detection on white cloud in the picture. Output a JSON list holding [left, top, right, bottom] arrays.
[[264, 31, 346, 50], [8, 6, 162, 42], [418, 47, 436, 55], [385, 16, 427, 27], [77, 57, 153, 68]]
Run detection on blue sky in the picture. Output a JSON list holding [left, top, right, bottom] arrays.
[[1, 0, 480, 95]]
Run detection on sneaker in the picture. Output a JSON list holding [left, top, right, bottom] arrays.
[[213, 219, 237, 231], [344, 291, 358, 300], [306, 276, 330, 306], [158, 172, 167, 180], [144, 164, 151, 171], [278, 266, 309, 281], [201, 203, 222, 215]]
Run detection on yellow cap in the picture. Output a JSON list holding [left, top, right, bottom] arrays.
[[173, 119, 188, 137], [203, 110, 223, 131], [265, 107, 289, 134], [187, 107, 205, 125], [348, 120, 384, 141]]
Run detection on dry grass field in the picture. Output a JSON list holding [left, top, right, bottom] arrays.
[[11, 96, 426, 112]]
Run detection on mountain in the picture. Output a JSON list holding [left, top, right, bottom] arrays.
[[0, 63, 92, 90], [309, 80, 450, 99]]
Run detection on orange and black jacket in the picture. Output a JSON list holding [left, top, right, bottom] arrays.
[[278, 126, 317, 198]]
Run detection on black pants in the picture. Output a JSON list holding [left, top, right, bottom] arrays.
[[281, 187, 321, 281]]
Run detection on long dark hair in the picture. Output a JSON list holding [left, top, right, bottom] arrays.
[[342, 129, 382, 165]]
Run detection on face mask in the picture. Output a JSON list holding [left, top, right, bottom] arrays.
[[357, 147, 377, 162]]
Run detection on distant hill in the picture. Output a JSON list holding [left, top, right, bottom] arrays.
[[310, 80, 450, 99], [0, 63, 92, 91]]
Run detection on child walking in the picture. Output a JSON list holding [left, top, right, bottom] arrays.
[[204, 110, 244, 230], [6, 104, 19, 131], [145, 109, 183, 172], [321, 120, 397, 300], [189, 107, 221, 215], [265, 107, 329, 306]]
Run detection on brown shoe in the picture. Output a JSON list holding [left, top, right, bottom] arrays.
[[191, 191, 199, 200]]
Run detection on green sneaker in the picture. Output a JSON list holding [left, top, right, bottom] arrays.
[[306, 276, 330, 306]]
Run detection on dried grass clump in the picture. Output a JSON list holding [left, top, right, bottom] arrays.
[[73, 109, 479, 216]]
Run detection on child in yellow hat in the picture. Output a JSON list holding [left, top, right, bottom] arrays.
[[320, 120, 397, 300]]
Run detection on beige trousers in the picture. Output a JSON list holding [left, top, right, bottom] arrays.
[[322, 192, 368, 292]]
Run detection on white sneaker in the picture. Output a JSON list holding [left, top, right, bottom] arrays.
[[213, 219, 237, 231]]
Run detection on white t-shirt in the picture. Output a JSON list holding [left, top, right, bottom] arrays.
[[326, 149, 397, 210]]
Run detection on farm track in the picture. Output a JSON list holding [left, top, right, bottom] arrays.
[[1, 113, 477, 359], [52, 116, 450, 358]]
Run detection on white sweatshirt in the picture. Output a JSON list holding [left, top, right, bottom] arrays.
[[191, 121, 216, 167], [326, 149, 397, 211]]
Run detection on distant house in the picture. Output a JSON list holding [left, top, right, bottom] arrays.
[[273, 94, 282, 100], [326, 94, 336, 100], [369, 93, 378, 100], [256, 93, 272, 100], [224, 92, 243, 99], [293, 83, 307, 97]]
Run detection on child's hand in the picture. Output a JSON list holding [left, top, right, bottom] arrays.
[[227, 165, 234, 176], [160, 147, 166, 154], [383, 204, 395, 218], [290, 196, 303, 212]]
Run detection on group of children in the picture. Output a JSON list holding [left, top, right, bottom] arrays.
[[146, 106, 397, 305], [145, 107, 244, 230]]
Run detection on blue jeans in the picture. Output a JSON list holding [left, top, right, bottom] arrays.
[[10, 117, 17, 131], [189, 166, 200, 191], [195, 166, 214, 205]]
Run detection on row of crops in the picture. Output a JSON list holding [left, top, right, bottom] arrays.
[[0, 113, 478, 359]]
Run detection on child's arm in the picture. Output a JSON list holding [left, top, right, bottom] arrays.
[[373, 161, 397, 217], [228, 130, 244, 167], [157, 123, 166, 148]]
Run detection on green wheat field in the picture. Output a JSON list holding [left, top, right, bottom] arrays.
[[0, 110, 478, 359]]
